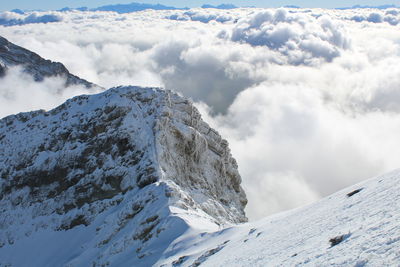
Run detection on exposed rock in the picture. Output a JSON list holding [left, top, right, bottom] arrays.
[[0, 35, 98, 88], [0, 86, 247, 266]]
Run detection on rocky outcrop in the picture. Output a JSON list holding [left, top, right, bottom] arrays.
[[0, 35, 97, 88], [0, 86, 247, 266]]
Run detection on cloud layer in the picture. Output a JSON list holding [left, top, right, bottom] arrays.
[[1, 7, 400, 220], [0, 67, 91, 118], [0, 11, 62, 26]]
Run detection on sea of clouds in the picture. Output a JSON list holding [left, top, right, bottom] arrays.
[[1, 7, 400, 219]]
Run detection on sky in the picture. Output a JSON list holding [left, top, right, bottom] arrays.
[[0, 0, 399, 11]]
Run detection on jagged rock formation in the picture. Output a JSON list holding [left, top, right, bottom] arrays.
[[0, 35, 96, 88], [0, 86, 247, 266]]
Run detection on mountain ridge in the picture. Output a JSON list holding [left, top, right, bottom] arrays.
[[0, 35, 97, 89], [0, 85, 247, 266]]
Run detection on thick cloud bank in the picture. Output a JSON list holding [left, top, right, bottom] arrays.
[[0, 11, 62, 26], [227, 9, 350, 64], [1, 7, 400, 219]]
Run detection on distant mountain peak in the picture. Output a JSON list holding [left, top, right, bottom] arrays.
[[337, 4, 398, 10], [201, 4, 238, 9], [0, 35, 97, 88], [10, 9, 25, 14], [91, 2, 188, 13]]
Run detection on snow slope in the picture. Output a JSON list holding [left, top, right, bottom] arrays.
[[157, 169, 400, 266], [0, 87, 399, 267], [0, 86, 246, 267], [0, 35, 97, 88]]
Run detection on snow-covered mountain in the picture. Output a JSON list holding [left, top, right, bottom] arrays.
[[0, 35, 96, 88], [0, 86, 247, 266], [0, 32, 399, 267], [1, 84, 399, 266]]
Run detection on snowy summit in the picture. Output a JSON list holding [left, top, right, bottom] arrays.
[[0, 85, 246, 266]]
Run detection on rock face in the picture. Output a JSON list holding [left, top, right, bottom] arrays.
[[0, 35, 96, 88], [0, 86, 247, 266]]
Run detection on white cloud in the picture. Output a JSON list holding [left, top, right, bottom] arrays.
[[0, 11, 62, 26], [168, 9, 236, 23], [199, 82, 389, 218], [1, 8, 400, 220], [228, 9, 351, 64], [350, 9, 400, 25], [0, 67, 93, 118]]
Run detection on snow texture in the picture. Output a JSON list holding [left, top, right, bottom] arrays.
[[0, 86, 246, 266], [157, 169, 400, 266]]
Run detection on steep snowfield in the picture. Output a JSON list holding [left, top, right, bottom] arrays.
[[0, 86, 246, 267], [157, 169, 400, 266]]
